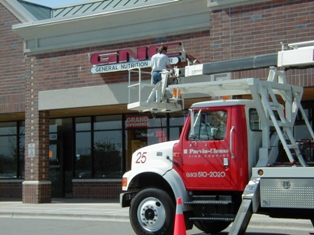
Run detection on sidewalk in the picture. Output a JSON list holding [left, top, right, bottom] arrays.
[[0, 198, 313, 231], [0, 198, 129, 220]]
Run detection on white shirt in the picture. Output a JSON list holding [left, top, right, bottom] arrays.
[[151, 53, 170, 71]]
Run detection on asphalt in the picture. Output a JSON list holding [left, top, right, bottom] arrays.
[[0, 198, 313, 232]]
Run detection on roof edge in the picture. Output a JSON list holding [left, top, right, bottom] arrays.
[[1, 0, 37, 22], [51, 0, 104, 9], [12, 0, 184, 30]]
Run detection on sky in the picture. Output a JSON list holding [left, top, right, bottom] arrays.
[[26, 0, 89, 7]]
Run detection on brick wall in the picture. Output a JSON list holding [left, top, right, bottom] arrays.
[[210, 0, 314, 85], [2, 0, 314, 202], [210, 0, 314, 60], [1, 1, 313, 109], [0, 181, 22, 198], [23, 182, 51, 203], [28, 31, 211, 93], [0, 4, 25, 113], [73, 181, 121, 199]]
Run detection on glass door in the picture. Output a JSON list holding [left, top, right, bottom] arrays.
[[49, 140, 64, 197]]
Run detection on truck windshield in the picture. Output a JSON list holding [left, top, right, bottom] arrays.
[[189, 110, 227, 140]]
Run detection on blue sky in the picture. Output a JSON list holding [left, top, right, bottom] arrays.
[[26, 0, 87, 7]]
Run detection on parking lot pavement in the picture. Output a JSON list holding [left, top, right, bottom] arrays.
[[0, 197, 313, 232]]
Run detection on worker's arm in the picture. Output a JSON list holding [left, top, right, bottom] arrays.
[[166, 64, 173, 69]]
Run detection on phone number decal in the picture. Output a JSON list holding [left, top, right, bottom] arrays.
[[186, 171, 226, 178]]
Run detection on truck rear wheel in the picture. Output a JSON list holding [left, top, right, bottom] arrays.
[[194, 220, 231, 233], [130, 188, 175, 235]]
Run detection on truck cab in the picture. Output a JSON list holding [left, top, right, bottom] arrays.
[[173, 100, 259, 192], [121, 99, 266, 235], [121, 41, 314, 235]]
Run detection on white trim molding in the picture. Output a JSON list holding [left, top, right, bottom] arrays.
[[22, 181, 51, 185], [9, 0, 211, 55], [207, 0, 272, 11]]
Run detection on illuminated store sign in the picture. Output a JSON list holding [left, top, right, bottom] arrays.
[[90, 42, 185, 74]]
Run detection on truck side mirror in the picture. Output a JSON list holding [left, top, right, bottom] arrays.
[[188, 109, 202, 141], [189, 109, 195, 140]]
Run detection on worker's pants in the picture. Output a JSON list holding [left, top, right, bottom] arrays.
[[152, 71, 161, 84]]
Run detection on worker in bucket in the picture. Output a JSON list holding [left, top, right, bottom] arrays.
[[151, 45, 173, 84]]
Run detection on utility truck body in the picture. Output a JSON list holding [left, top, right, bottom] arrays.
[[120, 41, 314, 235]]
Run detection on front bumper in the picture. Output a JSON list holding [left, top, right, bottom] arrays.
[[120, 191, 137, 207]]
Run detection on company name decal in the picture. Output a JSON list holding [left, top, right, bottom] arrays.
[[188, 149, 228, 154], [91, 58, 179, 74], [183, 148, 229, 158]]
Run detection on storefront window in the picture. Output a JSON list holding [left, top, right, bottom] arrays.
[[169, 112, 185, 141], [75, 132, 92, 178], [148, 114, 167, 128], [0, 122, 17, 135], [19, 135, 25, 178], [94, 115, 122, 130], [94, 115, 123, 178], [169, 113, 185, 127], [125, 114, 169, 170], [76, 117, 91, 131], [0, 135, 17, 178], [75, 117, 91, 178], [0, 121, 24, 179], [169, 127, 181, 141], [74, 116, 124, 179], [94, 131, 122, 178]]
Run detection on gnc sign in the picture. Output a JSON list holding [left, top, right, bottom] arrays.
[[90, 42, 185, 74]]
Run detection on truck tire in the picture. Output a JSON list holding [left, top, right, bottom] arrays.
[[194, 221, 231, 234], [130, 188, 175, 235]]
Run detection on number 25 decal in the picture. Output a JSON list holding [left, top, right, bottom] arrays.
[[136, 152, 147, 164]]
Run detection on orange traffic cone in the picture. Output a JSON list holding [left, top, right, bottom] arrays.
[[173, 197, 187, 235]]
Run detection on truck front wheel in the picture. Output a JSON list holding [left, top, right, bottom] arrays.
[[130, 188, 175, 235]]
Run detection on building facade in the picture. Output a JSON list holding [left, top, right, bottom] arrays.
[[0, 0, 313, 203]]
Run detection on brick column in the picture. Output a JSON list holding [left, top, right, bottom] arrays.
[[23, 56, 51, 203]]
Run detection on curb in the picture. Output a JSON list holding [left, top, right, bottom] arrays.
[[0, 212, 129, 220]]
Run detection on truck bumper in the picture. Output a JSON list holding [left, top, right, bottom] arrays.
[[120, 191, 136, 208]]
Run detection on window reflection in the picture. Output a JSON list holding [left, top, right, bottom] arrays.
[[74, 115, 123, 179], [0, 136, 17, 178], [148, 114, 167, 128], [190, 110, 227, 140], [19, 135, 25, 178], [0, 122, 17, 135], [76, 117, 91, 131], [75, 132, 91, 178], [94, 131, 122, 178], [0, 121, 24, 179], [94, 115, 122, 130]]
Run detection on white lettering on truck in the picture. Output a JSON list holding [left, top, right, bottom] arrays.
[[186, 171, 226, 178], [189, 149, 229, 154]]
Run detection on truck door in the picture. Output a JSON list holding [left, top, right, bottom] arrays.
[[174, 105, 248, 191]]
